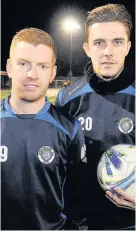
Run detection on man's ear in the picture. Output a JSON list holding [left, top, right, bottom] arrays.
[[83, 43, 90, 57], [6, 59, 12, 79], [50, 65, 57, 83], [126, 41, 131, 56]]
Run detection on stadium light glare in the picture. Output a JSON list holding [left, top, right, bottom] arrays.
[[62, 18, 80, 79], [62, 18, 80, 31]]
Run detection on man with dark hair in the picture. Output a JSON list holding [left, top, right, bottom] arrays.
[[56, 4, 135, 230], [1, 27, 86, 230]]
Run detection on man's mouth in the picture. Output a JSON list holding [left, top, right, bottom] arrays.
[[24, 84, 39, 88], [101, 62, 116, 65]]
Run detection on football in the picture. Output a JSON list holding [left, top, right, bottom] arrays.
[[97, 144, 136, 197]]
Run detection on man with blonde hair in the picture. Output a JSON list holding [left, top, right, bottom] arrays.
[[1, 28, 86, 230]]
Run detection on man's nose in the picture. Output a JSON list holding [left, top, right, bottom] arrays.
[[27, 67, 38, 79], [104, 44, 113, 57]]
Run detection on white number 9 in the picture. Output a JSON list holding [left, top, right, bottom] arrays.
[[0, 146, 8, 162]]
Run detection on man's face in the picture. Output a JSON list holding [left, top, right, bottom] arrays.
[[83, 22, 131, 78], [7, 42, 56, 102]]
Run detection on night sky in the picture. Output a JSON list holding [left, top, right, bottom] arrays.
[[2, 0, 135, 77]]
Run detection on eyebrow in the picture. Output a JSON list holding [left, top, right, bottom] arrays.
[[113, 37, 125, 41], [17, 58, 52, 65], [93, 37, 125, 42]]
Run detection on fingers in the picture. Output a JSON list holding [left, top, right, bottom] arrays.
[[105, 190, 135, 210], [106, 190, 123, 205], [105, 192, 119, 206], [114, 187, 135, 203], [106, 190, 115, 199]]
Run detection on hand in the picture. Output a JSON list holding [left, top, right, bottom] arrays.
[[105, 187, 135, 210], [63, 80, 72, 87]]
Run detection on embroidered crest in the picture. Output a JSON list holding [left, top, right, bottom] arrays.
[[38, 146, 55, 164], [118, 118, 134, 134]]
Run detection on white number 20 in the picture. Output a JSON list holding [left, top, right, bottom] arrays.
[[78, 117, 92, 131], [0, 146, 8, 162]]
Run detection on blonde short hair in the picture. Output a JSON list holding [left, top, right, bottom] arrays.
[[10, 27, 56, 60]]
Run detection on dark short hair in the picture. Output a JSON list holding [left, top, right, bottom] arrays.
[[85, 4, 133, 41]]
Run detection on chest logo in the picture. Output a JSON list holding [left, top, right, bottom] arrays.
[[118, 117, 134, 134], [38, 146, 55, 164]]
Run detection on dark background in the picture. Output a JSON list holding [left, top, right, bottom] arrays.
[[1, 0, 135, 77]]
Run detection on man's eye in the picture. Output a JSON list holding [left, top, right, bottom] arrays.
[[39, 65, 48, 69], [94, 41, 103, 46], [18, 62, 27, 66], [114, 40, 122, 45]]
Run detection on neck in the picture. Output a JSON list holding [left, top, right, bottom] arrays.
[[9, 94, 46, 114]]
